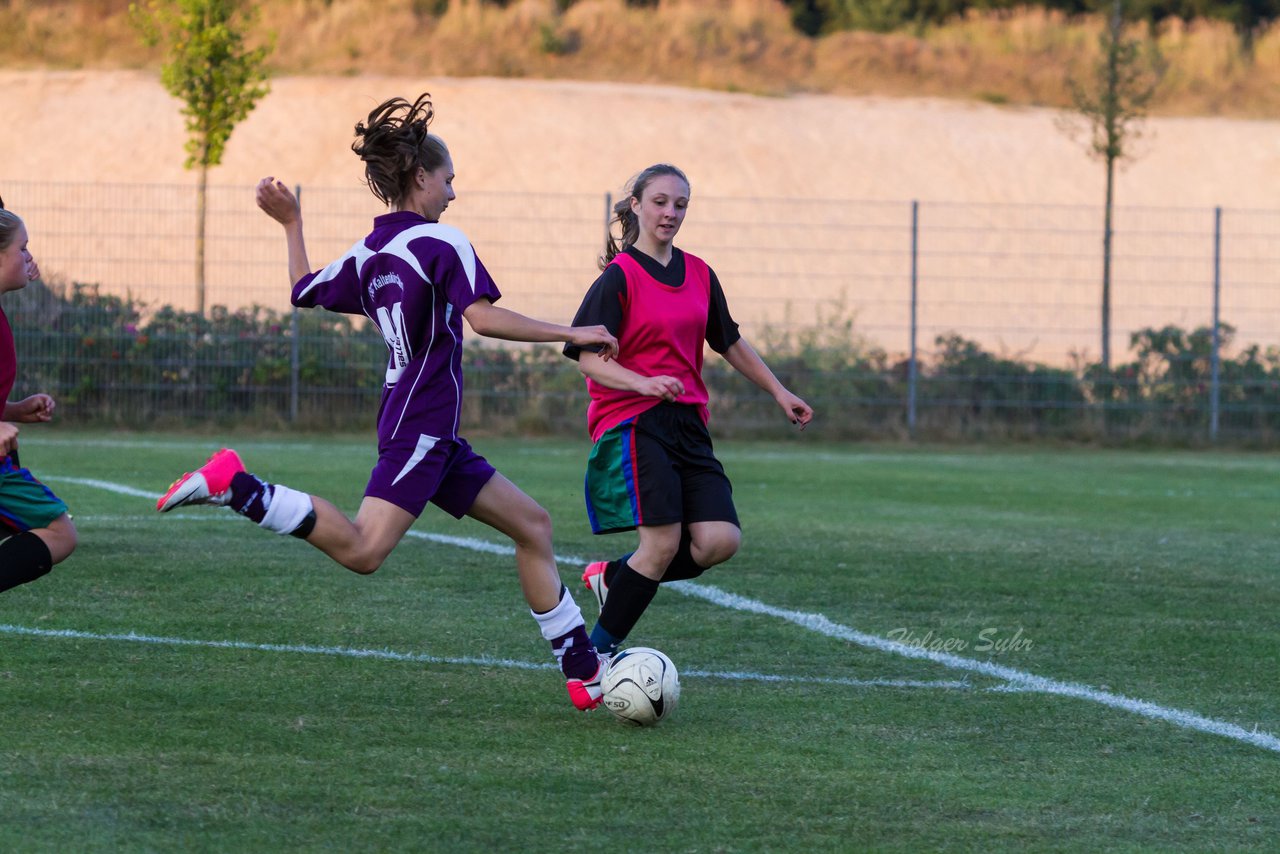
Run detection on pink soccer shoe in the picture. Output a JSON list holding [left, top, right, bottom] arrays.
[[156, 448, 246, 512]]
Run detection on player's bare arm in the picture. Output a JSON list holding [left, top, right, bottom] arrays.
[[5, 393, 55, 423], [576, 350, 684, 401], [463, 300, 618, 360], [255, 177, 313, 284], [722, 338, 813, 428], [0, 421, 17, 456]]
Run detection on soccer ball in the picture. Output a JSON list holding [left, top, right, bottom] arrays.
[[601, 646, 680, 726]]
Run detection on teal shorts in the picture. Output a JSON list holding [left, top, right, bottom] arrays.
[[1, 453, 69, 534]]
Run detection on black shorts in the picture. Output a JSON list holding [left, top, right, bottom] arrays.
[[584, 402, 738, 535]]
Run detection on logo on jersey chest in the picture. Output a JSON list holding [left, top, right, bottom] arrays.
[[368, 272, 405, 301]]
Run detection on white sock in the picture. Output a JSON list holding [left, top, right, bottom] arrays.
[[258, 485, 314, 536], [531, 586, 585, 641]]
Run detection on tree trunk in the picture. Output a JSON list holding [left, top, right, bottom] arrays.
[[196, 162, 208, 317], [1101, 0, 1121, 371], [1102, 157, 1114, 370]]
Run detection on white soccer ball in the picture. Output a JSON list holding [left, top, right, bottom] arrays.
[[601, 646, 680, 726]]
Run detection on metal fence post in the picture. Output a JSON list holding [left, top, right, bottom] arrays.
[[290, 305, 300, 424], [1210, 205, 1222, 442], [908, 200, 919, 438], [290, 184, 302, 424], [604, 192, 612, 250]]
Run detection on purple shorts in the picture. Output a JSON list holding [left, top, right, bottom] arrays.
[[364, 435, 496, 519]]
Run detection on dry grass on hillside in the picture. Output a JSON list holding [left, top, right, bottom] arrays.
[[2, 0, 1279, 116]]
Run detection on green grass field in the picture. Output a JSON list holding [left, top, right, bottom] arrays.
[[2, 431, 1278, 852]]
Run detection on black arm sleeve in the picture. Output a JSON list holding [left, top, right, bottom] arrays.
[[705, 267, 741, 354], [563, 265, 627, 360]]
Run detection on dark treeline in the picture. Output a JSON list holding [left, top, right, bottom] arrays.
[[786, 0, 1275, 44], [545, 0, 1279, 53]]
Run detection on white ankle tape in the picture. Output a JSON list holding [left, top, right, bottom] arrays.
[[259, 485, 314, 536]]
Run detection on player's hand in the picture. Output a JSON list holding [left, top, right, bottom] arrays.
[[256, 177, 301, 226], [636, 375, 684, 402], [11, 394, 55, 423], [776, 390, 813, 430], [26, 257, 40, 282], [569, 325, 618, 362], [0, 421, 18, 457]]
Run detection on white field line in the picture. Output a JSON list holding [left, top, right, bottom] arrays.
[[0, 624, 551, 670], [0, 624, 967, 691], [671, 584, 1280, 754], [35, 476, 1280, 754], [32, 437, 1280, 473], [47, 476, 160, 500]]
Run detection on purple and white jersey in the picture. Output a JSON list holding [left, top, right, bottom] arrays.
[[292, 210, 501, 446]]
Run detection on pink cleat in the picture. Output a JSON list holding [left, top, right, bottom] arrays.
[[156, 448, 246, 512], [582, 560, 610, 610], [566, 652, 610, 711]]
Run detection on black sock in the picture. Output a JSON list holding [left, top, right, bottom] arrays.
[[0, 532, 54, 593], [660, 529, 706, 582], [596, 560, 660, 646], [602, 553, 632, 587]]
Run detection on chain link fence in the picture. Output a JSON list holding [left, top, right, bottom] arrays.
[[3, 179, 1279, 442]]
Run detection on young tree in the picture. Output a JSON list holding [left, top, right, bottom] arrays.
[[1065, 0, 1164, 370], [131, 0, 271, 316]]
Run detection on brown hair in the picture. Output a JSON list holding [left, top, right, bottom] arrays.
[[600, 163, 690, 269], [0, 209, 23, 253], [352, 94, 450, 207]]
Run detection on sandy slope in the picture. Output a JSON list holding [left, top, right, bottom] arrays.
[[2, 70, 1277, 206], [2, 70, 1277, 363]]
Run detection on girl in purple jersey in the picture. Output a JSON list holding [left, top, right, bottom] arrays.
[[158, 95, 617, 711], [0, 204, 78, 592], [563, 164, 813, 658]]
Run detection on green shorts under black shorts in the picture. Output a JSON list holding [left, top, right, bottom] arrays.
[[0, 451, 69, 535], [584, 402, 739, 535]]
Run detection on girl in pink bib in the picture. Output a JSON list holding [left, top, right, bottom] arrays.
[[563, 164, 814, 657]]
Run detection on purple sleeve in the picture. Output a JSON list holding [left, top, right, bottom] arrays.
[[427, 239, 501, 312], [291, 242, 369, 315]]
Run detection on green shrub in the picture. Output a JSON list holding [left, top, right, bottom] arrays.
[[8, 280, 1280, 443]]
